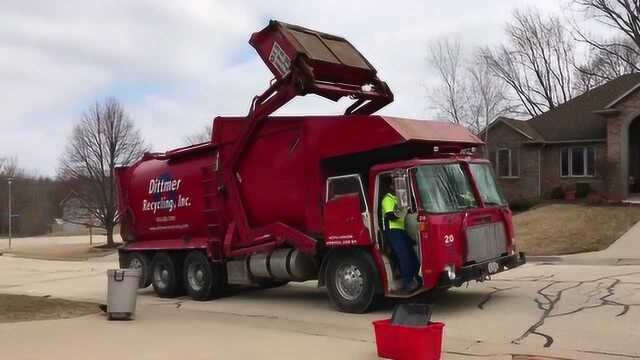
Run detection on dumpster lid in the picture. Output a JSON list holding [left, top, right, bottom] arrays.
[[246, 20, 394, 117], [250, 20, 379, 87], [107, 269, 142, 278]]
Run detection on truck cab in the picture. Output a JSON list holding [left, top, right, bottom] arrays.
[[322, 156, 524, 309]]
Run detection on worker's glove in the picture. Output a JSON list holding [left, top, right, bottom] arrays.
[[394, 206, 408, 219]]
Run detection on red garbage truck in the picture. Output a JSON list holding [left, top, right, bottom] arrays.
[[116, 20, 525, 313]]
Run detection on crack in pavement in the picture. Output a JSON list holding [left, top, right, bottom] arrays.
[[576, 349, 640, 359], [512, 282, 581, 347], [511, 271, 640, 349], [445, 351, 575, 359], [548, 278, 640, 318], [477, 286, 518, 310], [510, 274, 556, 282], [147, 302, 282, 320]]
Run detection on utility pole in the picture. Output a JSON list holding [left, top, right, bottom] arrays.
[[7, 177, 12, 249]]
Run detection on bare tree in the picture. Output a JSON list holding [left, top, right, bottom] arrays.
[[573, 1, 640, 51], [0, 158, 63, 237], [574, 37, 640, 92], [428, 38, 467, 125], [468, 56, 513, 140], [58, 98, 147, 246], [428, 37, 512, 136], [0, 157, 20, 178], [183, 123, 213, 146], [571, 1, 640, 90], [481, 8, 576, 117]]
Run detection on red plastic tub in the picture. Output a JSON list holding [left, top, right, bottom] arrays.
[[372, 319, 444, 360]]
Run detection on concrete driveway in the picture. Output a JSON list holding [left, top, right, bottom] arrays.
[[0, 237, 639, 359]]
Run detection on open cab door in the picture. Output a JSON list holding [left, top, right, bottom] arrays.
[[323, 175, 372, 246]]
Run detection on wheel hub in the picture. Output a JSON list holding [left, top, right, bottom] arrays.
[[129, 258, 142, 270], [153, 265, 171, 289], [187, 263, 206, 291], [335, 264, 364, 301]]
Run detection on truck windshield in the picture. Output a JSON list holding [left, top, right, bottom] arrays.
[[469, 163, 507, 207], [414, 164, 477, 213]]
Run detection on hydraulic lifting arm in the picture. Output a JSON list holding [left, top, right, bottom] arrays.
[[222, 20, 394, 251]]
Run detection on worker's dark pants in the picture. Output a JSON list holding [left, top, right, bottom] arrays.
[[385, 229, 420, 287]]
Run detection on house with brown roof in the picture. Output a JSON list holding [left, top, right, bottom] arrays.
[[482, 73, 640, 203]]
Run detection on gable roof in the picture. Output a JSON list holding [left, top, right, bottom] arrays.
[[501, 117, 545, 142], [605, 82, 640, 109], [527, 73, 640, 141], [481, 116, 544, 143]]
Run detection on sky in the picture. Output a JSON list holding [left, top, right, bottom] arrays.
[[1, 0, 568, 176]]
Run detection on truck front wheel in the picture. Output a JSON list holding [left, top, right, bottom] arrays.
[[326, 253, 378, 313], [183, 251, 226, 300], [151, 253, 183, 298]]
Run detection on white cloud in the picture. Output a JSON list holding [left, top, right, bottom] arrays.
[[1, 0, 567, 175]]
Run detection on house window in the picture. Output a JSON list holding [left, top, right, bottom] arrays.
[[495, 148, 519, 178], [561, 147, 595, 177]]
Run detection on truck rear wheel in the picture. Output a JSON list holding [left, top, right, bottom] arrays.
[[125, 252, 151, 288], [183, 251, 226, 300], [326, 253, 378, 314], [151, 253, 183, 298]]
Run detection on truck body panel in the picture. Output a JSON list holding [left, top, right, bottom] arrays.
[[118, 116, 483, 250]]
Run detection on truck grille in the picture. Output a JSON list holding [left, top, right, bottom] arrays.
[[465, 222, 507, 263]]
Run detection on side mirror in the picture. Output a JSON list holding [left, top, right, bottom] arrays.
[[392, 169, 410, 209]]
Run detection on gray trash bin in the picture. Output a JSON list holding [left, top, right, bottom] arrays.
[[107, 268, 141, 320]]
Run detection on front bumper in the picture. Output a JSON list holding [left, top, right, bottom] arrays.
[[438, 252, 526, 287]]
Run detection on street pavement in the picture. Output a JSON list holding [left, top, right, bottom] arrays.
[[0, 236, 639, 359]]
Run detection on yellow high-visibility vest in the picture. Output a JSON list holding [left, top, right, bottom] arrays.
[[381, 193, 405, 230]]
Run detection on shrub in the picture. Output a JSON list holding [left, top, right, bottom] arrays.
[[550, 186, 564, 199], [575, 182, 593, 198], [509, 199, 537, 212]]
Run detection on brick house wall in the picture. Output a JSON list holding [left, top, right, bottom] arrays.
[[605, 88, 640, 199], [485, 122, 540, 201], [486, 124, 609, 201], [540, 143, 608, 197]]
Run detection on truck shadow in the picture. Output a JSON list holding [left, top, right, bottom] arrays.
[[372, 288, 496, 315], [137, 283, 510, 316], [224, 284, 328, 303], [214, 284, 500, 315]]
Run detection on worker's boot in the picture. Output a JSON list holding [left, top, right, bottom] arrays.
[[402, 279, 420, 294]]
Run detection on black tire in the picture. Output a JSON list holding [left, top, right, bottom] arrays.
[[183, 251, 226, 300], [326, 252, 378, 313], [123, 252, 152, 288], [151, 252, 183, 298]]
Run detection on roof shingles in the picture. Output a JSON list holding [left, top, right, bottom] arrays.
[[527, 73, 640, 141]]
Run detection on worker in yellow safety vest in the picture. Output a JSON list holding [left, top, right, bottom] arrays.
[[381, 179, 421, 293]]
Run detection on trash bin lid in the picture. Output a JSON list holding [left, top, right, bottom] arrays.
[[391, 303, 432, 327], [107, 269, 141, 278]]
